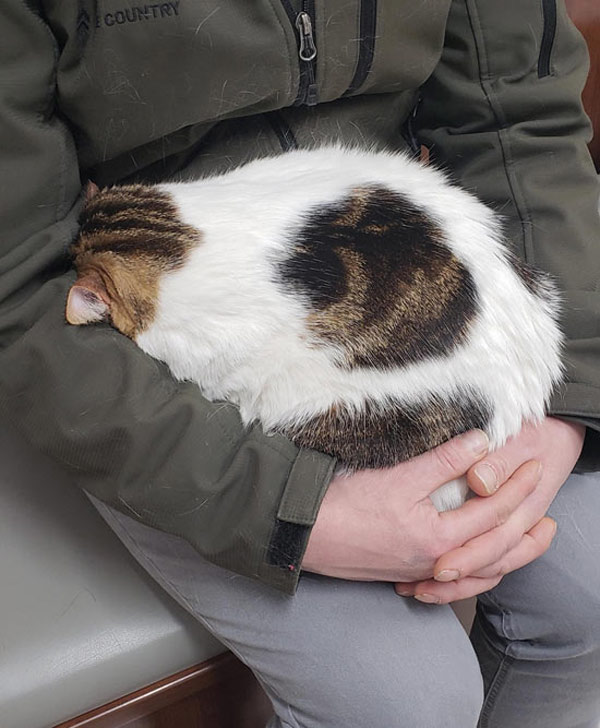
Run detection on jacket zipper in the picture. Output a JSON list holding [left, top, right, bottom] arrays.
[[343, 0, 378, 96], [280, 0, 318, 106], [538, 0, 557, 78]]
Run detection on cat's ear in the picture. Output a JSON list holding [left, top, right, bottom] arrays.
[[66, 274, 110, 325], [84, 180, 99, 202]]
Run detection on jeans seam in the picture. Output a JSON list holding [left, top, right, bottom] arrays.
[[478, 652, 515, 728], [479, 591, 517, 642]]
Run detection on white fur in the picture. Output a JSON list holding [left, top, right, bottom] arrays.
[[136, 147, 563, 511]]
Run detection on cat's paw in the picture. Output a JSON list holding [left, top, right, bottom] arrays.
[[429, 476, 469, 512]]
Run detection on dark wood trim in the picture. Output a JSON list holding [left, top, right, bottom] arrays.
[[53, 652, 272, 728], [565, 0, 600, 168]]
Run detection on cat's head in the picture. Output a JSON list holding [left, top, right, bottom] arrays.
[[66, 182, 200, 339]]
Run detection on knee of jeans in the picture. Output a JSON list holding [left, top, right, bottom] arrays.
[[485, 565, 600, 661], [278, 647, 484, 728], [394, 665, 484, 728], [545, 588, 600, 657]]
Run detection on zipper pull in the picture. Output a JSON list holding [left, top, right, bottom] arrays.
[[295, 12, 317, 62]]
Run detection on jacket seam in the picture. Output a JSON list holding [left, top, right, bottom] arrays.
[[204, 417, 300, 470], [16, 5, 69, 231], [315, 2, 328, 98], [22, 0, 67, 226], [17, 0, 54, 44], [255, 440, 298, 469], [552, 406, 600, 419], [465, 0, 535, 265], [266, 0, 297, 103], [552, 381, 600, 413], [64, 0, 96, 89], [56, 119, 70, 222], [245, 429, 299, 461], [344, 0, 363, 96], [208, 408, 247, 450]]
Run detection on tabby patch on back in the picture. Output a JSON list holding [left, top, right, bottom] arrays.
[[280, 185, 478, 369], [66, 146, 563, 511]]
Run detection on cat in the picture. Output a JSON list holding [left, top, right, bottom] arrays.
[[65, 146, 563, 511]]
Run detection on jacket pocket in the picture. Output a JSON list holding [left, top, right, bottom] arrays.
[[347, 0, 451, 97], [538, 0, 557, 77]]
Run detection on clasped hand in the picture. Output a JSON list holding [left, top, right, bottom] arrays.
[[302, 417, 585, 604], [397, 417, 585, 603]]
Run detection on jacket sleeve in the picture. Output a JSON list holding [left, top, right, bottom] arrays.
[[0, 1, 335, 593], [414, 0, 600, 470]]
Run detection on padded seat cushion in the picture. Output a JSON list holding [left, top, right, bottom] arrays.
[[0, 424, 225, 728]]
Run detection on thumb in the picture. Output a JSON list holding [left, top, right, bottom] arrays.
[[402, 430, 490, 499]]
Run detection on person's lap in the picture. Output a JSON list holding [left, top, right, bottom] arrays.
[[472, 471, 600, 728], [89, 471, 600, 728]]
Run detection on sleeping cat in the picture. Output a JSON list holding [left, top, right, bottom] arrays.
[[66, 146, 563, 511]]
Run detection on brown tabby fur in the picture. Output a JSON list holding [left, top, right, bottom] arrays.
[[281, 186, 478, 370], [71, 185, 200, 338], [286, 395, 490, 469]]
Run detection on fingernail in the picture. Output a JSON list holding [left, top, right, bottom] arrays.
[[461, 429, 489, 456], [414, 594, 441, 604], [435, 569, 460, 582], [396, 588, 412, 597], [473, 463, 498, 494]]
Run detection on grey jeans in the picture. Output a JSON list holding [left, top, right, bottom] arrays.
[[90, 472, 600, 728]]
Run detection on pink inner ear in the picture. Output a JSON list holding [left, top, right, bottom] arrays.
[[66, 283, 109, 325], [85, 180, 100, 202]]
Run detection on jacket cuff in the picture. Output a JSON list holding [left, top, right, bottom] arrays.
[[550, 382, 600, 471], [259, 448, 336, 593]]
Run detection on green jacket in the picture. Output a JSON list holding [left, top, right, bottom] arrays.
[[1, 0, 598, 593]]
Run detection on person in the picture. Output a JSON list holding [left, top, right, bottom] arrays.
[[1, 1, 599, 726]]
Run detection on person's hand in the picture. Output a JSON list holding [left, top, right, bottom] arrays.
[[395, 417, 585, 604], [302, 429, 545, 583]]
